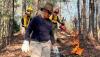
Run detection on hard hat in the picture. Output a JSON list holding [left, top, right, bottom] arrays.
[[27, 5, 33, 12]]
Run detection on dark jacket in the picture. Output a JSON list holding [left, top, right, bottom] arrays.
[[25, 15, 55, 44]]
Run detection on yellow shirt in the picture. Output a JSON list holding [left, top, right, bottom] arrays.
[[49, 15, 58, 23], [23, 15, 31, 29]]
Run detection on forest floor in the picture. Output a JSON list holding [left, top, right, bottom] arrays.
[[0, 31, 100, 57], [0, 35, 30, 57]]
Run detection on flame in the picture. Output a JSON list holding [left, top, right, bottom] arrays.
[[70, 30, 84, 55], [71, 40, 84, 56], [71, 46, 84, 55]]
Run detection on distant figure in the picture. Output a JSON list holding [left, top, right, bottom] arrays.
[[73, 18, 78, 30], [21, 6, 33, 35], [21, 2, 55, 57]]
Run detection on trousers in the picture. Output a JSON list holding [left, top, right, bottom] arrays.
[[29, 40, 51, 57]]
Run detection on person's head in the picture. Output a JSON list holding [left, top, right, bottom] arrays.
[[53, 8, 59, 16], [26, 10, 31, 16], [26, 6, 33, 16], [40, 2, 53, 19]]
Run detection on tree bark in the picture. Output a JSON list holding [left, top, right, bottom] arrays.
[[89, 0, 95, 35]]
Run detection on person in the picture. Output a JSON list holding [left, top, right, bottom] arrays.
[[49, 8, 61, 29], [49, 8, 61, 41], [72, 17, 78, 30], [13, 6, 33, 36], [21, 2, 55, 57], [21, 6, 33, 35]]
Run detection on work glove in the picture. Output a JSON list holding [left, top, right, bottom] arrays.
[[21, 40, 29, 52]]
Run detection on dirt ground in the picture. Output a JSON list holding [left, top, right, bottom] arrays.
[[0, 35, 30, 57], [0, 33, 100, 57]]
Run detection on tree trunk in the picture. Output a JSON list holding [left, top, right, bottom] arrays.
[[89, 0, 95, 35], [95, 1, 98, 42], [0, 0, 14, 50]]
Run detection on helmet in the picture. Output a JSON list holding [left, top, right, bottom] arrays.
[[27, 5, 33, 12]]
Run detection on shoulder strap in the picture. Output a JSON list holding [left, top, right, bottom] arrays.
[[52, 15, 54, 20]]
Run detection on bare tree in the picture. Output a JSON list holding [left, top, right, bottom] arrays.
[[89, 0, 95, 34], [0, 0, 14, 50]]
